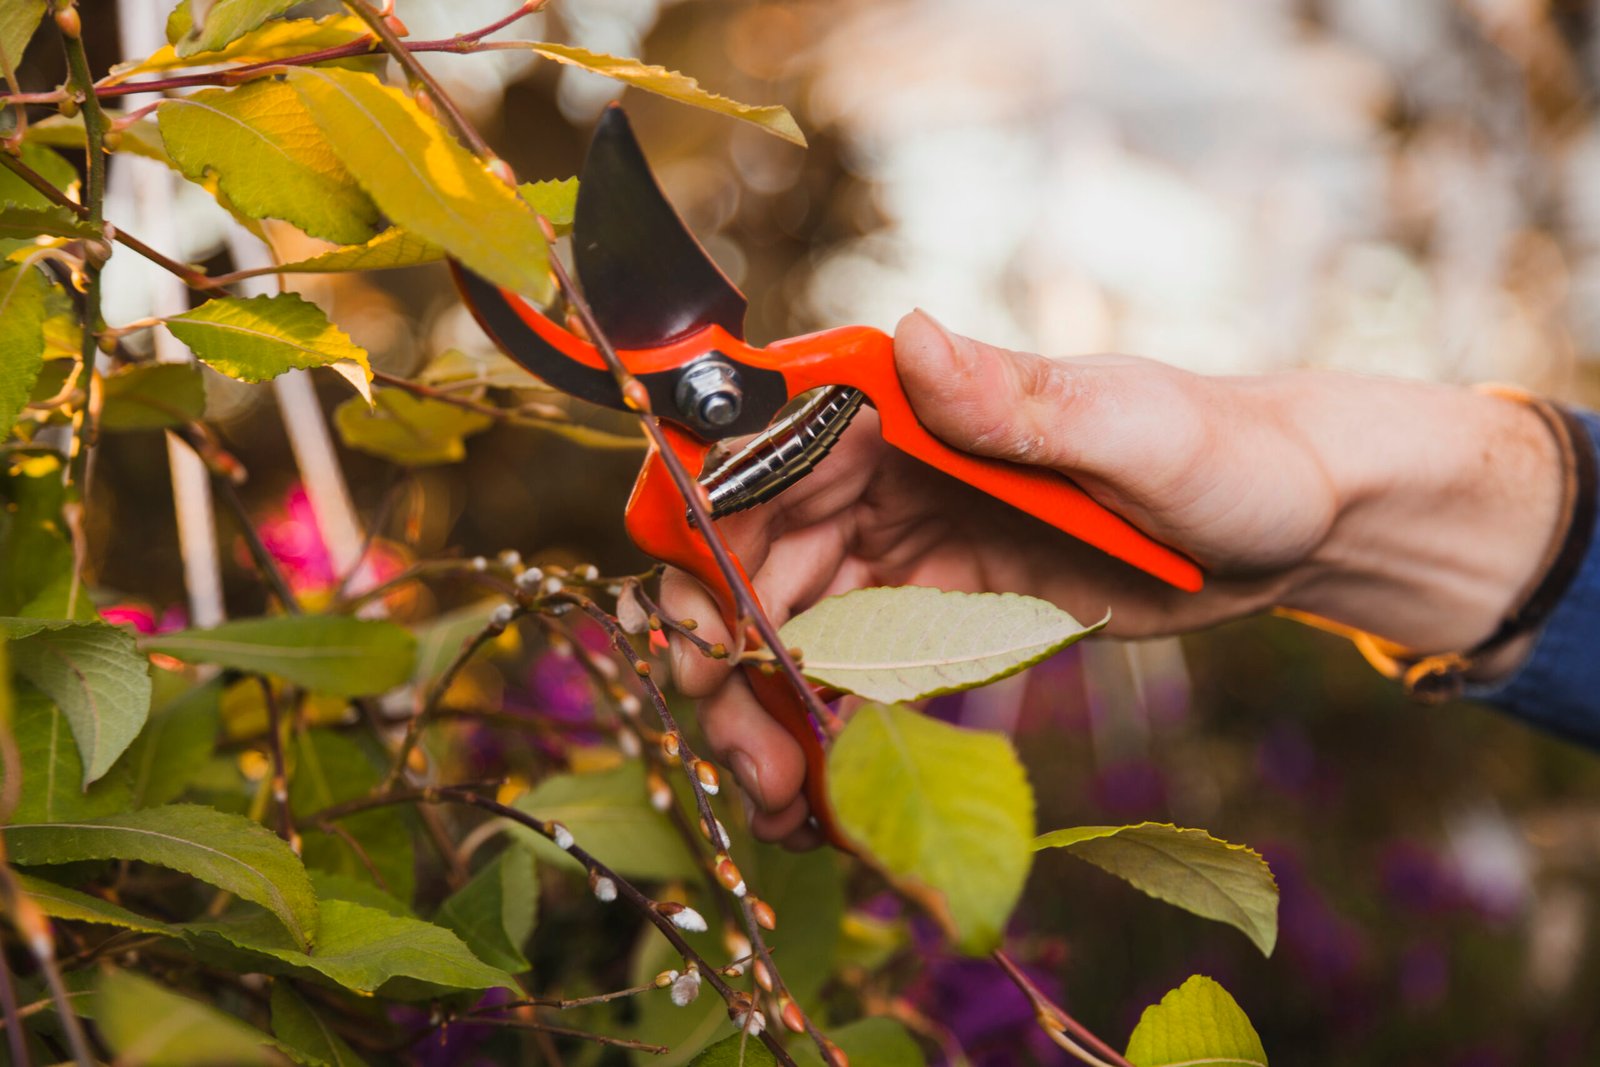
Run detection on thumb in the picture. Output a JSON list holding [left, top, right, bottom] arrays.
[[893, 309, 1103, 470]]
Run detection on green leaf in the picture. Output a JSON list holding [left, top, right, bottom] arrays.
[[0, 263, 50, 434], [0, 457, 76, 617], [187, 899, 518, 998], [168, 0, 302, 57], [0, 0, 45, 77], [793, 1019, 924, 1067], [13, 871, 175, 936], [522, 44, 805, 146], [0, 204, 100, 242], [1, 617, 152, 786], [690, 1036, 778, 1066], [435, 847, 537, 973], [4, 804, 318, 949], [512, 761, 698, 881], [287, 67, 551, 301], [417, 349, 542, 392], [519, 178, 578, 233], [290, 729, 414, 905], [124, 679, 222, 808], [7, 685, 131, 823], [0, 143, 78, 209], [270, 983, 369, 1067], [96, 970, 285, 1066], [411, 599, 502, 686], [827, 703, 1033, 953], [158, 81, 381, 244], [1035, 822, 1278, 956], [333, 388, 493, 466], [780, 587, 1107, 703], [112, 13, 368, 81], [147, 615, 416, 698], [99, 362, 207, 431], [163, 292, 372, 402], [26, 114, 173, 166], [308, 871, 410, 918], [267, 227, 444, 275], [1125, 975, 1267, 1067]]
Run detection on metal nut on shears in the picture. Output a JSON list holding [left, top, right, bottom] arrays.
[[675, 356, 743, 432]]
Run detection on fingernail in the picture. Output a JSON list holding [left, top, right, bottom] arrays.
[[730, 751, 762, 803], [909, 308, 976, 376]]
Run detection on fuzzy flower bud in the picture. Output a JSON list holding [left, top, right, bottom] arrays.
[[489, 603, 515, 628], [515, 566, 544, 591], [470, 556, 487, 572], [670, 967, 702, 1007], [654, 969, 679, 989], [714, 856, 746, 897], [548, 821, 574, 851], [750, 897, 777, 931], [589, 870, 617, 902], [659, 903, 707, 933], [497, 549, 522, 569], [617, 729, 642, 757], [647, 771, 673, 812]]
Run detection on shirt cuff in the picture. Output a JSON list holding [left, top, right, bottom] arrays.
[[1466, 409, 1600, 746]]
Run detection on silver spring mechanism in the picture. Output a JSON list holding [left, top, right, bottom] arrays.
[[698, 386, 867, 518]]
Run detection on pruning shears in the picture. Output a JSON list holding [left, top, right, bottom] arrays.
[[452, 106, 1202, 848]]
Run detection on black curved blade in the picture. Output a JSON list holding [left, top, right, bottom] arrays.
[[573, 105, 747, 347]]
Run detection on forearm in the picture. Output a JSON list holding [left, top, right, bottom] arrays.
[[1269, 372, 1564, 666]]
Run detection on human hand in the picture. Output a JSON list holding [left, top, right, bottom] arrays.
[[663, 311, 1563, 845]]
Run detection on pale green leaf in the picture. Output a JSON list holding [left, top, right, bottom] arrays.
[[158, 81, 380, 244], [333, 388, 493, 466], [147, 615, 417, 698], [270, 983, 369, 1067], [289, 729, 414, 905], [435, 847, 537, 973], [26, 114, 173, 166], [410, 599, 503, 686], [163, 292, 372, 401], [169, 0, 301, 57], [5, 804, 318, 949], [111, 14, 368, 81], [519, 177, 578, 233], [125, 679, 222, 808], [186, 899, 519, 998], [99, 362, 207, 431], [287, 67, 551, 301], [793, 1019, 924, 1067], [417, 349, 543, 392], [1, 617, 152, 786], [1125, 975, 1268, 1067], [12, 871, 175, 936], [511, 761, 697, 881], [1035, 822, 1278, 956], [7, 685, 131, 823], [523, 43, 805, 146], [780, 587, 1107, 703], [827, 703, 1033, 953], [690, 1037, 777, 1066], [268, 227, 444, 275], [0, 204, 100, 241], [0, 263, 50, 433], [97, 970, 285, 1066], [0, 0, 45, 78]]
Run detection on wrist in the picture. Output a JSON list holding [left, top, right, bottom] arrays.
[[1272, 373, 1565, 663]]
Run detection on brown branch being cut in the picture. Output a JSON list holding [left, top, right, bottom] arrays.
[[313, 784, 800, 1066]]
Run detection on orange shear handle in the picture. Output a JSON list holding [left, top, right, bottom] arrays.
[[769, 325, 1204, 593], [624, 423, 847, 848]]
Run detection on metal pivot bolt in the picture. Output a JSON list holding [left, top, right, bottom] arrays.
[[675, 357, 743, 431]]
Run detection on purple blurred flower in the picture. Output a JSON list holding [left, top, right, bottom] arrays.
[[1088, 759, 1167, 817], [390, 988, 515, 1067], [1379, 840, 1469, 916], [1397, 940, 1450, 1011]]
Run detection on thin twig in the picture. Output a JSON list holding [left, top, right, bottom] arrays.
[[625, 578, 726, 659], [993, 950, 1134, 1067], [0, 954, 30, 1067], [343, 0, 494, 159], [314, 785, 800, 1066], [258, 677, 295, 845]]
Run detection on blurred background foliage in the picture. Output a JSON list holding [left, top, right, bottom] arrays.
[[24, 0, 1600, 1063]]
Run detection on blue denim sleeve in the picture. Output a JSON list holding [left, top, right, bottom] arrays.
[[1466, 409, 1600, 746]]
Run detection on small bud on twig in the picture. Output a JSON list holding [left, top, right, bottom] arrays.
[[670, 967, 702, 1006], [750, 897, 777, 931], [780, 998, 806, 1034], [693, 760, 720, 795], [713, 855, 746, 896], [548, 821, 574, 850]]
